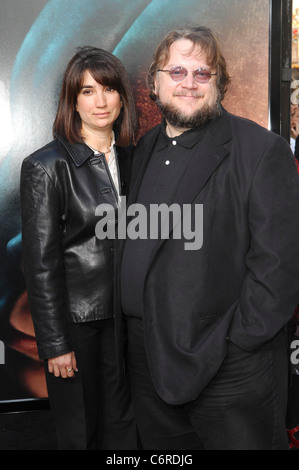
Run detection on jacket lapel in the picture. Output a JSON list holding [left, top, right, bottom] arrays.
[[144, 110, 233, 266], [173, 110, 232, 207], [118, 126, 161, 252], [127, 125, 161, 206], [120, 111, 233, 266]]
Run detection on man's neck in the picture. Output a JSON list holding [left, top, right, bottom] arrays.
[[165, 122, 189, 138]]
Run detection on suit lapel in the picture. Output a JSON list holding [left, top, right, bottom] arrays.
[[120, 111, 233, 265], [127, 125, 161, 206], [173, 110, 232, 207], [118, 125, 161, 252], [144, 110, 233, 266]]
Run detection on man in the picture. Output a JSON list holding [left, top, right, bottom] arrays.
[[119, 26, 299, 450]]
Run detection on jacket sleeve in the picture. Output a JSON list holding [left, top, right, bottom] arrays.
[[228, 135, 299, 350], [20, 157, 73, 359]]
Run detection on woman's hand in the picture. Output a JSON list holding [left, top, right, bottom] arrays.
[[48, 351, 78, 378]]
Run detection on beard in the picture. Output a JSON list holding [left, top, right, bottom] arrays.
[[154, 93, 222, 129]]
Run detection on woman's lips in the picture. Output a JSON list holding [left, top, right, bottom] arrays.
[[93, 112, 110, 117]]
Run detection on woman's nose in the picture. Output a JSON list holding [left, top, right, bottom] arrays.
[[95, 91, 107, 107]]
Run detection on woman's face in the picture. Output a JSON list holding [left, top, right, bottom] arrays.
[[76, 70, 122, 137]]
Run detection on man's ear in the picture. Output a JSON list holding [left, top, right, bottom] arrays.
[[153, 75, 159, 97]]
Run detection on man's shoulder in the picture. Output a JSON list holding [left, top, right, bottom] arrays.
[[136, 123, 162, 147], [223, 110, 293, 165], [226, 110, 281, 143]]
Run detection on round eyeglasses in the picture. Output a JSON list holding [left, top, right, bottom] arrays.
[[157, 66, 217, 84]]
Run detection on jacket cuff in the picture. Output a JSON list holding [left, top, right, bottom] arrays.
[[37, 341, 74, 361]]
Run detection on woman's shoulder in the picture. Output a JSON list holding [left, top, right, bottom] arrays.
[[23, 138, 66, 169], [23, 136, 93, 171]]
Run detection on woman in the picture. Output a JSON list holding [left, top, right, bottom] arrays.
[[20, 46, 138, 450]]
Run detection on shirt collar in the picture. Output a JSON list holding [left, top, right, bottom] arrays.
[[84, 131, 115, 155], [156, 118, 208, 151], [55, 132, 116, 167]]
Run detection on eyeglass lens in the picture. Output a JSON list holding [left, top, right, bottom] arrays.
[[169, 67, 213, 83]]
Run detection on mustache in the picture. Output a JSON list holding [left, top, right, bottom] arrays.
[[173, 90, 204, 98]]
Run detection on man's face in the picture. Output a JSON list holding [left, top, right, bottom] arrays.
[[154, 39, 219, 133]]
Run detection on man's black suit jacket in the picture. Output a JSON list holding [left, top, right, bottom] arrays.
[[115, 108, 299, 405]]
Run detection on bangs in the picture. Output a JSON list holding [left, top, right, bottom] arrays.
[[86, 64, 122, 92]]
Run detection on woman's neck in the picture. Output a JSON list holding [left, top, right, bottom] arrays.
[[82, 127, 113, 155]]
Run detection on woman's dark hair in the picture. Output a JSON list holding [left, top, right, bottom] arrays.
[[53, 46, 138, 146], [147, 26, 231, 102]]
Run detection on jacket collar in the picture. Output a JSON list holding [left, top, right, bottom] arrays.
[[173, 107, 232, 206], [129, 107, 233, 207], [156, 118, 207, 151], [127, 108, 233, 265], [56, 134, 95, 167]]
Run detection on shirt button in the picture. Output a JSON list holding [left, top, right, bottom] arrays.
[[165, 160, 170, 165], [172, 140, 177, 145]]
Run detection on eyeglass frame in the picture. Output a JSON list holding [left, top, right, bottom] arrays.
[[157, 66, 217, 84]]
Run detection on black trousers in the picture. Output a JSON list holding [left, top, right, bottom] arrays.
[[44, 318, 138, 450], [125, 316, 289, 450]]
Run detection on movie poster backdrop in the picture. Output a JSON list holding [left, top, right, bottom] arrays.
[[0, 0, 269, 403]]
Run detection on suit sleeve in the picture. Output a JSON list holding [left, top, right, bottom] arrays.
[[20, 158, 73, 359], [228, 136, 299, 350]]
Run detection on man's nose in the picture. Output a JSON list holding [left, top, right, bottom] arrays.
[[182, 71, 198, 87]]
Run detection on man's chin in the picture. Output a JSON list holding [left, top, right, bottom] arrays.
[[155, 97, 222, 129]]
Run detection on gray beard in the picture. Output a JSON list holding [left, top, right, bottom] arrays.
[[154, 96, 222, 129]]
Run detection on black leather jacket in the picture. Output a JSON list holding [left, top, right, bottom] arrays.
[[20, 135, 132, 359]]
